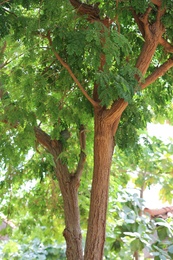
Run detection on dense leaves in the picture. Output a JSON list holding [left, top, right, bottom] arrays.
[[1, 0, 173, 259]]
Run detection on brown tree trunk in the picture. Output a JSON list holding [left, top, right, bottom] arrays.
[[34, 4, 172, 259], [134, 251, 139, 260], [54, 156, 84, 260], [84, 108, 116, 260], [35, 127, 84, 260], [58, 171, 83, 260]]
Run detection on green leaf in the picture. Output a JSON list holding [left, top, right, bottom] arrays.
[[157, 226, 168, 241], [168, 245, 173, 254], [130, 238, 144, 252]]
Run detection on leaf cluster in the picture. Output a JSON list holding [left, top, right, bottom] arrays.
[[0, 238, 66, 260], [106, 189, 173, 260]]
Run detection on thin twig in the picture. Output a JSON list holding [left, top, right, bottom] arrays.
[[75, 151, 86, 179], [0, 0, 10, 5], [46, 32, 99, 107]]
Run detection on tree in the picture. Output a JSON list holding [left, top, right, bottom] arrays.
[[1, 0, 173, 259]]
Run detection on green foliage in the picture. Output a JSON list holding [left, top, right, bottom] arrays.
[[130, 0, 149, 14], [0, 238, 66, 260], [97, 66, 138, 107], [106, 189, 173, 259], [116, 95, 152, 153], [0, 0, 173, 259]]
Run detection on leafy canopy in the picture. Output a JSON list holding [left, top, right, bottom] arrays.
[[0, 0, 173, 259]]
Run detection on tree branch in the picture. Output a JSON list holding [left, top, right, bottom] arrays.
[[0, 41, 10, 69], [112, 116, 121, 136], [46, 33, 99, 108], [69, 0, 111, 27], [69, 0, 100, 21], [141, 58, 173, 89], [0, 41, 6, 54], [151, 0, 161, 7], [0, 59, 10, 69], [159, 38, 173, 53], [156, 5, 166, 23], [0, 0, 9, 5], [75, 151, 86, 179], [103, 98, 128, 123], [131, 9, 145, 38], [73, 124, 86, 179], [34, 126, 62, 157], [103, 58, 173, 123], [139, 7, 152, 39], [132, 3, 165, 41], [79, 124, 86, 151]]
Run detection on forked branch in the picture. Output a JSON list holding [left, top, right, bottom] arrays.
[[103, 98, 128, 123], [103, 57, 173, 123], [34, 126, 62, 157]]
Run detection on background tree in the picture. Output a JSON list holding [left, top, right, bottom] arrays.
[[1, 0, 173, 259]]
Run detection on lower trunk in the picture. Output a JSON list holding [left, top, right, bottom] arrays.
[[55, 165, 83, 260], [84, 111, 115, 260], [35, 127, 83, 259], [134, 251, 139, 260]]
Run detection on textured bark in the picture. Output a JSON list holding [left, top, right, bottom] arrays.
[[84, 109, 118, 260], [135, 25, 164, 76], [55, 163, 84, 260], [35, 127, 84, 260], [83, 6, 166, 258], [141, 58, 173, 89], [66, 1, 173, 259], [136, 39, 158, 76]]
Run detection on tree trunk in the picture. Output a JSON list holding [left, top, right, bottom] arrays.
[[84, 108, 115, 260], [35, 127, 84, 260], [55, 162, 84, 260], [134, 251, 139, 260]]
